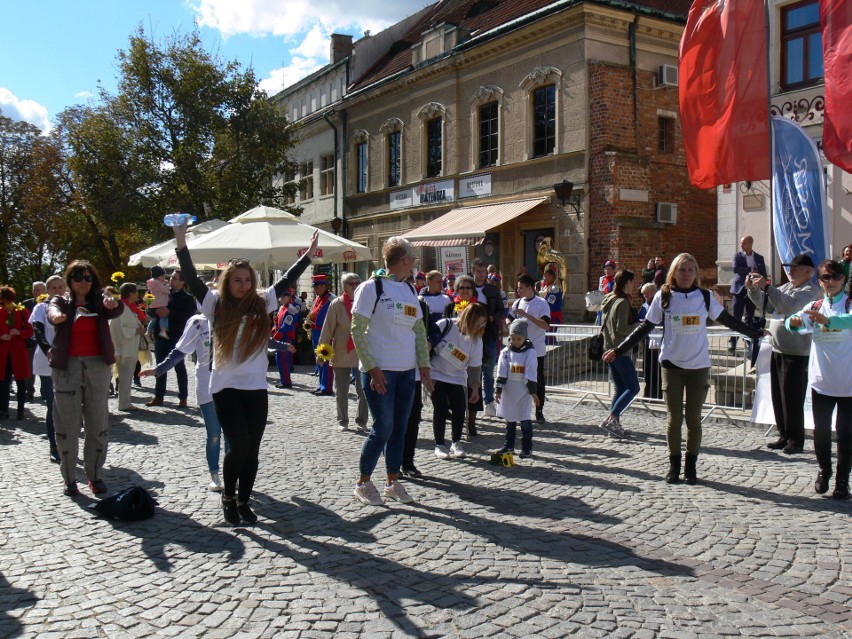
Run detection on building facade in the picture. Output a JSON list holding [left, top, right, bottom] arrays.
[[717, 0, 851, 286]]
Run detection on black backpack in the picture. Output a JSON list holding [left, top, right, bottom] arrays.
[[92, 486, 158, 521]]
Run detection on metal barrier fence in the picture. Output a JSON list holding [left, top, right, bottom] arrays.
[[543, 324, 757, 424]]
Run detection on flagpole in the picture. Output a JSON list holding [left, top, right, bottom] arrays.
[[764, 0, 776, 282]]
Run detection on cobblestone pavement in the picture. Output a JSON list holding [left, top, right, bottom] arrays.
[[1, 364, 849, 639]]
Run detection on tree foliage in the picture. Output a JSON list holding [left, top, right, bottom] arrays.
[[4, 26, 300, 286]]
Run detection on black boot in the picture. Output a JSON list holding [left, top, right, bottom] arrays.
[[665, 454, 681, 484], [832, 478, 849, 500], [467, 412, 478, 438], [684, 453, 698, 485], [221, 495, 240, 526], [814, 467, 832, 494]]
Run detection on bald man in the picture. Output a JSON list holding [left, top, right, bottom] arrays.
[[729, 236, 766, 353]]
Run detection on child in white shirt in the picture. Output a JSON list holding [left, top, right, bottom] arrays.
[[494, 319, 539, 458]]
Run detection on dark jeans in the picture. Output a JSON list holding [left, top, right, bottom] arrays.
[[213, 388, 268, 502], [504, 420, 533, 453], [0, 354, 26, 415], [359, 369, 415, 477], [481, 338, 498, 405], [642, 345, 662, 399], [432, 380, 467, 445], [536, 356, 546, 411], [729, 289, 756, 348], [811, 390, 852, 483], [770, 352, 809, 446], [154, 336, 188, 400], [40, 375, 56, 450], [403, 381, 422, 467]]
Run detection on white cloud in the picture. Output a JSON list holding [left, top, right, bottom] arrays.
[[75, 91, 93, 100], [0, 88, 51, 132], [258, 57, 325, 96], [192, 0, 427, 38]]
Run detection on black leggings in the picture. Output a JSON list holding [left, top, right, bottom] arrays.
[[432, 380, 467, 445], [811, 390, 852, 480], [213, 388, 268, 502]]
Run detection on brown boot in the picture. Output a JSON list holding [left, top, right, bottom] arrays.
[[467, 411, 478, 438], [145, 397, 164, 407]]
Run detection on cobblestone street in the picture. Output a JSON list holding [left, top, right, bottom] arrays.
[[1, 364, 849, 638]]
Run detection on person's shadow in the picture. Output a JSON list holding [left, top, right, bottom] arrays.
[[75, 466, 245, 572], [241, 494, 554, 638], [0, 571, 38, 638]]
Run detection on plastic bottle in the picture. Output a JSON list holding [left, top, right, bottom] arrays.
[[163, 213, 197, 227]]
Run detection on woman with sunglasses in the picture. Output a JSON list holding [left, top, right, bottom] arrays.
[[786, 260, 852, 500], [47, 261, 123, 496], [172, 223, 318, 525]]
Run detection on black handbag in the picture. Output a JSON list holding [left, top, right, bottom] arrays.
[[587, 333, 604, 361]]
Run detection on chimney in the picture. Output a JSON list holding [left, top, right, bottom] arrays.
[[330, 34, 354, 64]]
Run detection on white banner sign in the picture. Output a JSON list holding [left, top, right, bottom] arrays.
[[459, 173, 491, 199]]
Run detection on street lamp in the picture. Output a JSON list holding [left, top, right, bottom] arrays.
[[553, 180, 583, 217]]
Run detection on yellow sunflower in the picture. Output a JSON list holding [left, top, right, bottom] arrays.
[[144, 293, 155, 303], [37, 293, 49, 303], [315, 343, 335, 363], [111, 271, 125, 283], [454, 299, 470, 314]]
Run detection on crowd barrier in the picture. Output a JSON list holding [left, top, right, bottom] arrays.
[[543, 324, 758, 424]]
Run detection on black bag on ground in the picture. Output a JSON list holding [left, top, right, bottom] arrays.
[[587, 333, 604, 361], [92, 486, 157, 521]]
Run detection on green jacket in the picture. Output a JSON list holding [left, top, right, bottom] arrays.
[[600, 294, 635, 351]]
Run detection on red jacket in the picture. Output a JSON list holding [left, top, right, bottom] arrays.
[[0, 305, 33, 380]]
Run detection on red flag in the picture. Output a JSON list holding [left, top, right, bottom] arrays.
[[821, 0, 852, 173], [679, 0, 770, 189]]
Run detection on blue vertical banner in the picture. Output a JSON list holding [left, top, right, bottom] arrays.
[[771, 116, 829, 267]]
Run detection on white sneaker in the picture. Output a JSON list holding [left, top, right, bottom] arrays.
[[435, 444, 450, 459], [208, 472, 223, 492], [354, 480, 384, 506], [449, 441, 466, 458], [383, 479, 414, 503], [338, 420, 348, 431], [484, 402, 497, 417]]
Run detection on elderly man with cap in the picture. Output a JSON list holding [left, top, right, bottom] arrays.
[[305, 274, 335, 395], [746, 253, 821, 454]]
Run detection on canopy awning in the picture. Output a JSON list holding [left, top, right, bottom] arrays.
[[401, 197, 549, 246]]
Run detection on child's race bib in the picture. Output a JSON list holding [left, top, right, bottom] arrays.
[[508, 363, 526, 381]]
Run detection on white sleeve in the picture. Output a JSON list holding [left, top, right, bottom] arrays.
[[174, 316, 203, 354], [708, 292, 726, 321], [645, 292, 664, 325], [352, 280, 376, 318]]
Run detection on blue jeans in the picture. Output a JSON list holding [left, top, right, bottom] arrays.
[[200, 401, 229, 474], [154, 335, 188, 400], [40, 375, 56, 450], [359, 369, 415, 477], [504, 420, 533, 453], [481, 338, 499, 405], [608, 355, 640, 418]]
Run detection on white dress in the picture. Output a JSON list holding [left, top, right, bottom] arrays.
[[495, 344, 538, 422]]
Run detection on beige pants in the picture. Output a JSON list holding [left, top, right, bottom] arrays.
[[52, 356, 112, 485], [333, 367, 368, 426], [115, 354, 138, 410]]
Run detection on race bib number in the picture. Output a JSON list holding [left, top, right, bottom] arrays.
[[439, 342, 469, 369], [508, 363, 526, 381], [812, 328, 844, 344], [393, 302, 418, 326], [671, 315, 701, 335]]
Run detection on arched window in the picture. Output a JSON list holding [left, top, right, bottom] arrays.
[[469, 85, 504, 170], [351, 129, 370, 193], [520, 66, 562, 159], [380, 118, 404, 188], [417, 103, 446, 179]]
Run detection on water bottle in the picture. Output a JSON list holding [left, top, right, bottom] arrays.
[[163, 213, 197, 227]]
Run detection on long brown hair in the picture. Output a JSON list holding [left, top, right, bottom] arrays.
[[456, 301, 487, 339], [213, 261, 270, 367]]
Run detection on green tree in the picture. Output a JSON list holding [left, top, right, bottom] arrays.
[[57, 27, 300, 275]]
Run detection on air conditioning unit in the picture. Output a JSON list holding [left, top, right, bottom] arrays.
[[657, 64, 678, 87], [657, 202, 677, 224]]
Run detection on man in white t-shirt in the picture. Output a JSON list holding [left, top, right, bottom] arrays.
[[507, 274, 551, 423]]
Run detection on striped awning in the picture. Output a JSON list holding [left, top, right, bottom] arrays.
[[401, 197, 549, 246]]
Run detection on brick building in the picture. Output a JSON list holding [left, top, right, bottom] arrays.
[[273, 0, 717, 319]]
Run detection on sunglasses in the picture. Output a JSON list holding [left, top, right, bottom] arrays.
[[456, 286, 474, 291], [71, 274, 93, 283], [345, 282, 360, 287], [818, 273, 844, 282]]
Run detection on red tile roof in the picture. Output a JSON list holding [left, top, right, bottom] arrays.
[[351, 0, 691, 92]]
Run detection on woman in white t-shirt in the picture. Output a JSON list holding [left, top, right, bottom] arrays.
[[786, 259, 852, 500], [172, 222, 317, 526], [350, 237, 432, 507], [604, 253, 764, 485], [431, 303, 486, 460]]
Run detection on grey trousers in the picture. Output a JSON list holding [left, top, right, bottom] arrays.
[[662, 366, 710, 456], [114, 354, 138, 410], [334, 367, 368, 426], [52, 356, 112, 485]]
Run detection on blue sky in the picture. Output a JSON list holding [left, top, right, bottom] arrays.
[[1, 0, 428, 132]]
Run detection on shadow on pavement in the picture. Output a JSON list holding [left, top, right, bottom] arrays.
[[244, 495, 554, 638], [0, 571, 37, 638]]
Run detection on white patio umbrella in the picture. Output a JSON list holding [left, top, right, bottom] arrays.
[[128, 219, 227, 269], [180, 205, 372, 271]]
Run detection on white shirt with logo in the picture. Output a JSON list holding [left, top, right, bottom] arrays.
[[644, 288, 724, 369], [509, 296, 551, 356], [430, 319, 483, 386], [352, 278, 422, 372]]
